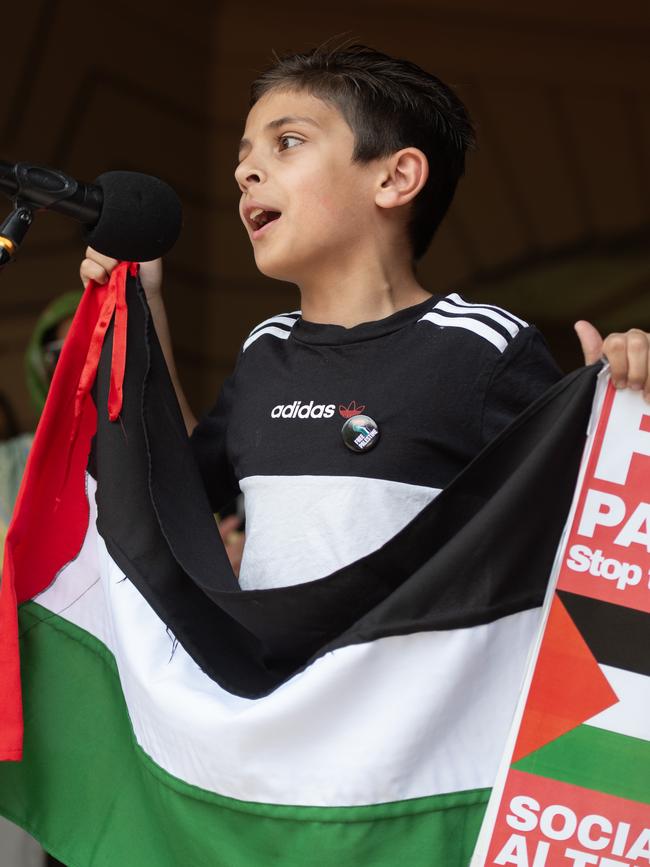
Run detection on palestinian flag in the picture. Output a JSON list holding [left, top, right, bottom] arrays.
[[0, 264, 600, 867], [473, 381, 650, 866]]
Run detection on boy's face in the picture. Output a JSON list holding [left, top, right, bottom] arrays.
[[235, 89, 381, 284]]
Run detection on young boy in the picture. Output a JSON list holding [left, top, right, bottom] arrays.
[[81, 44, 650, 592]]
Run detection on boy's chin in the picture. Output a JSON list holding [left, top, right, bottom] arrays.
[[253, 250, 304, 284]]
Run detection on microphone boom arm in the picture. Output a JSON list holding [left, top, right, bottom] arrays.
[[0, 159, 100, 271], [0, 160, 101, 223]]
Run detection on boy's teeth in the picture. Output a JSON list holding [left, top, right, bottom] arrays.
[[248, 207, 281, 230]]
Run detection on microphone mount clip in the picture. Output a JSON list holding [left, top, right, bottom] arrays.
[[0, 202, 35, 269]]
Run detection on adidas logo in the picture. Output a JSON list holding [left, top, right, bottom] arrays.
[[339, 401, 365, 419], [271, 401, 336, 419]]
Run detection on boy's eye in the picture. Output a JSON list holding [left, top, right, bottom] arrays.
[[278, 134, 303, 151]]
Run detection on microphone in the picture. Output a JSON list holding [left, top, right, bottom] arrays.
[[0, 160, 182, 261]]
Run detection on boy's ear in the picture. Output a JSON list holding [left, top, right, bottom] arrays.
[[375, 148, 429, 210]]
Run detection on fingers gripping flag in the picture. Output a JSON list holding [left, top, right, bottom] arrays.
[[0, 265, 604, 866]]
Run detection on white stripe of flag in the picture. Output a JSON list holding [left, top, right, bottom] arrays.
[[585, 664, 650, 743]]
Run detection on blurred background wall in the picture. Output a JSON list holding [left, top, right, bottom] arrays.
[[0, 0, 649, 434]]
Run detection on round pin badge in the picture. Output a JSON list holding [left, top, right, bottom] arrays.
[[341, 414, 380, 453]]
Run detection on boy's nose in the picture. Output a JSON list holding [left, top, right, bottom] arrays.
[[235, 161, 264, 191]]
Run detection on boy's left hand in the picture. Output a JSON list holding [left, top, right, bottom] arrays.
[[575, 320, 650, 402]]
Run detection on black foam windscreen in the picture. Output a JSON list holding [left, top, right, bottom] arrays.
[[85, 171, 183, 262]]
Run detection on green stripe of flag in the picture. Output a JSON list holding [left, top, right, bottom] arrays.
[[513, 723, 650, 805], [0, 602, 489, 867]]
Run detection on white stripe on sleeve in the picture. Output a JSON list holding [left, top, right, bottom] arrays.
[[446, 293, 528, 328], [243, 325, 294, 352], [435, 299, 522, 338], [418, 311, 509, 353], [248, 311, 301, 336]]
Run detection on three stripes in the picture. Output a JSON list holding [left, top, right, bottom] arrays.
[[418, 293, 527, 353], [242, 294, 527, 353]]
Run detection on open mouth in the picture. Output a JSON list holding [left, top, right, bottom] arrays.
[[249, 208, 282, 233]]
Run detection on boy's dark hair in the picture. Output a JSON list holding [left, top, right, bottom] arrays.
[[250, 44, 475, 261]]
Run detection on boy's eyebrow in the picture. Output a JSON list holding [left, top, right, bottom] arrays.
[[238, 116, 321, 157]]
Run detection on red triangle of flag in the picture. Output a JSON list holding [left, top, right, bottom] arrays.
[[512, 593, 618, 763]]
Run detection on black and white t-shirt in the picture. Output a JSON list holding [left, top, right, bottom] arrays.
[[190, 293, 562, 590]]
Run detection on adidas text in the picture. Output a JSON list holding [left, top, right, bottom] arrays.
[[271, 401, 336, 420]]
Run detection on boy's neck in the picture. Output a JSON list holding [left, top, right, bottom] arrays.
[[297, 255, 432, 328]]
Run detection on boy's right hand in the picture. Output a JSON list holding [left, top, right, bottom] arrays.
[[80, 247, 163, 300], [80, 246, 196, 434]]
